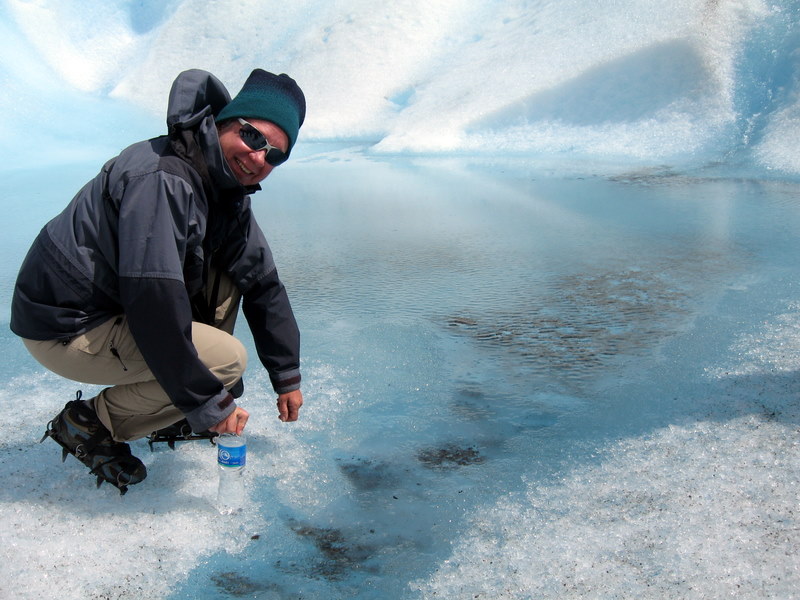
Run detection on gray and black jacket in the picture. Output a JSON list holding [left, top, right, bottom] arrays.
[[10, 70, 301, 432]]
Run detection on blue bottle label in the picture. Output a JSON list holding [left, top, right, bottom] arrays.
[[217, 441, 246, 467]]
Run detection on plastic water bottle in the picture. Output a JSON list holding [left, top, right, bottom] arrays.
[[216, 433, 246, 515]]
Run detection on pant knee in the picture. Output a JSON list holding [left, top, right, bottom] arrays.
[[212, 337, 248, 388]]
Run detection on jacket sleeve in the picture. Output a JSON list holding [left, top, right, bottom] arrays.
[[116, 171, 235, 432], [242, 267, 301, 393], [219, 197, 301, 393]]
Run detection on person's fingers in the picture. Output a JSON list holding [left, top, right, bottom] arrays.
[[211, 407, 249, 434], [277, 391, 303, 422], [234, 408, 249, 434], [277, 396, 288, 421], [287, 399, 300, 421]]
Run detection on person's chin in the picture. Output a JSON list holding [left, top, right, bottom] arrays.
[[240, 174, 265, 186]]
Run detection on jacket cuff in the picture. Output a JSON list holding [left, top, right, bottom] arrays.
[[184, 391, 235, 433], [270, 368, 301, 394]]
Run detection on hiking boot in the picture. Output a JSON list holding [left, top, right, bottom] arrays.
[[40, 391, 147, 495], [147, 418, 217, 451]]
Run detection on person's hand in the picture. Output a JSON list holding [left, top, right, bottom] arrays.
[[210, 406, 249, 435], [277, 390, 303, 422]]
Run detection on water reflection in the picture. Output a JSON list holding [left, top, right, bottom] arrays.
[[173, 153, 800, 598], [260, 154, 762, 390]]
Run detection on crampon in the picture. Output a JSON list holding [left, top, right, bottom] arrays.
[[40, 391, 147, 495], [147, 419, 218, 451]]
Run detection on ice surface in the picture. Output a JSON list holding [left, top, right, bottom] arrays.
[[1, 1, 800, 599]]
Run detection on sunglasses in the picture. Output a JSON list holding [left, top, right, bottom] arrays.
[[237, 118, 289, 166]]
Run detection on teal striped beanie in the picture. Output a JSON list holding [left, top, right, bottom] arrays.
[[217, 69, 306, 152]]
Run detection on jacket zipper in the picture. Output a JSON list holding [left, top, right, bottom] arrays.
[[109, 316, 129, 371]]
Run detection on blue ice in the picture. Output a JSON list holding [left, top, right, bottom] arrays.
[[1, 2, 799, 599]]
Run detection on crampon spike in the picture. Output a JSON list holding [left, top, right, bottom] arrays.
[[40, 419, 56, 444], [116, 474, 130, 496]]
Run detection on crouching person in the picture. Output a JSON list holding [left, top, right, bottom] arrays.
[[10, 68, 305, 494]]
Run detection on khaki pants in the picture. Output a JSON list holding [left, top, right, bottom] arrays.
[[23, 276, 247, 442]]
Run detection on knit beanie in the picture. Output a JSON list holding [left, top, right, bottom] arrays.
[[216, 69, 306, 152]]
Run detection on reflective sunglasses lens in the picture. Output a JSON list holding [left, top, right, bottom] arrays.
[[239, 124, 266, 150], [265, 149, 288, 166], [239, 123, 288, 166]]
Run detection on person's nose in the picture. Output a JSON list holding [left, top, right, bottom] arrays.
[[248, 148, 267, 168], [248, 150, 275, 179]]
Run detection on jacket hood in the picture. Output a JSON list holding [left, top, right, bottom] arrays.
[[167, 69, 231, 131], [166, 69, 252, 193]]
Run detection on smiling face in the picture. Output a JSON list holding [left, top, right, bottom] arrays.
[[217, 118, 289, 186]]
